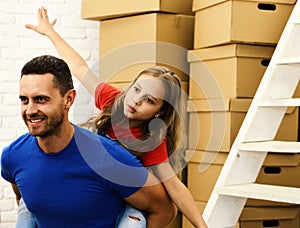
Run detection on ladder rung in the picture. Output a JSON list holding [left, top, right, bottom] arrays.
[[218, 183, 300, 205], [257, 98, 300, 107], [293, 18, 300, 24], [238, 141, 300, 153], [277, 57, 300, 65]]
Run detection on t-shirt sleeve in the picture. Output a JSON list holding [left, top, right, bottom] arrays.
[[140, 138, 169, 167], [94, 83, 122, 111], [1, 146, 14, 184]]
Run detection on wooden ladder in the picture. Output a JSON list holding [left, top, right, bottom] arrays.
[[202, 1, 300, 227]]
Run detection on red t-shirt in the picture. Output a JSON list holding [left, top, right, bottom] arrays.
[[95, 83, 169, 167]]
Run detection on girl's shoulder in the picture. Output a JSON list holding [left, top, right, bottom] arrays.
[[94, 82, 122, 110]]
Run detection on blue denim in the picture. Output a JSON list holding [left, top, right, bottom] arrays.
[[16, 198, 144, 228], [116, 204, 146, 228], [16, 198, 37, 228]]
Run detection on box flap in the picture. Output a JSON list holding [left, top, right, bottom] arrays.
[[240, 207, 300, 221], [187, 44, 274, 62], [263, 153, 300, 167], [187, 98, 252, 112], [193, 0, 227, 11], [193, 0, 296, 12], [82, 0, 193, 20], [186, 150, 227, 165]]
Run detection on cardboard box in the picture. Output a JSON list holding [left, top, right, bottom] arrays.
[[188, 44, 275, 99], [99, 13, 194, 83], [193, 0, 296, 48], [182, 201, 300, 228], [186, 150, 300, 206], [247, 152, 300, 206], [82, 0, 193, 20], [240, 207, 300, 228], [186, 150, 228, 202], [108, 81, 189, 94], [182, 200, 240, 228], [188, 99, 298, 152], [182, 201, 205, 228], [166, 212, 182, 228]]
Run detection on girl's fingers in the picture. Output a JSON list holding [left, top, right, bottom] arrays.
[[41, 7, 49, 20], [25, 24, 36, 31], [51, 19, 57, 26]]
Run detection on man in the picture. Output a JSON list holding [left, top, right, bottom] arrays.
[[1, 55, 176, 227]]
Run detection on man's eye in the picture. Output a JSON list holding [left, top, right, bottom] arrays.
[[19, 97, 28, 104], [35, 97, 48, 103], [38, 98, 45, 102]]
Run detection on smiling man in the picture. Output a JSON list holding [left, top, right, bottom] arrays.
[[1, 55, 176, 228]]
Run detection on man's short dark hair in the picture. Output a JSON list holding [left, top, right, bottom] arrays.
[[21, 55, 74, 96]]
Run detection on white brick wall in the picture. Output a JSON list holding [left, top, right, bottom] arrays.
[[0, 0, 99, 225]]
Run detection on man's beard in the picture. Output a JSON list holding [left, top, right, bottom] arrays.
[[25, 112, 64, 138]]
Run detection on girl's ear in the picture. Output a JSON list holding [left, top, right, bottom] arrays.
[[155, 110, 164, 118]]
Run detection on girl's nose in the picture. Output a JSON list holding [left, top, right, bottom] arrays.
[[133, 95, 143, 105]]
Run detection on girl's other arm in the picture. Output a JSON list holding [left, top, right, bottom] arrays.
[[26, 7, 100, 94], [151, 162, 208, 228]]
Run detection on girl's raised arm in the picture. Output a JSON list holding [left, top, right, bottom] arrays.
[[26, 7, 99, 95]]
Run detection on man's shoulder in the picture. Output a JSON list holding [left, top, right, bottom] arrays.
[[74, 125, 140, 163], [3, 132, 32, 152]]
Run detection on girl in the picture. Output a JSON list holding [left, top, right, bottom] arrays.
[[24, 7, 207, 228]]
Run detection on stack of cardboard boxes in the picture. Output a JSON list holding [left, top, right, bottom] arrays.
[[81, 0, 195, 94], [184, 0, 300, 227], [81, 1, 195, 227]]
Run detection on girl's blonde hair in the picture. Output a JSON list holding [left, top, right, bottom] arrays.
[[95, 66, 187, 177]]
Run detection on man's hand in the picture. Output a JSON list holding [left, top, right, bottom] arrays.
[[11, 183, 21, 205], [124, 172, 177, 228]]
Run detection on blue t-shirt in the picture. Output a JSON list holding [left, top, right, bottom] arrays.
[[1, 125, 148, 228]]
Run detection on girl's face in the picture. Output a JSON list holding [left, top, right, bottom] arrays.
[[123, 74, 166, 127]]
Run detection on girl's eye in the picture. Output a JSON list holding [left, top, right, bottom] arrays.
[[133, 87, 140, 93], [145, 97, 155, 104]]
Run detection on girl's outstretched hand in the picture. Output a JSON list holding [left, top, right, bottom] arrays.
[[25, 7, 57, 36]]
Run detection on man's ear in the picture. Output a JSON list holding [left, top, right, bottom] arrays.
[[65, 89, 76, 108]]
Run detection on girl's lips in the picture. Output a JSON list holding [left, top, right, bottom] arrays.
[[127, 105, 136, 113]]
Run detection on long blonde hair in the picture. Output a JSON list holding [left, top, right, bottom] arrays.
[[95, 66, 187, 175]]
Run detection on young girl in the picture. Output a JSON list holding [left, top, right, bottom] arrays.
[[23, 7, 207, 228]]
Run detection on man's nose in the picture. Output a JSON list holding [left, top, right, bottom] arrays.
[[25, 102, 38, 115]]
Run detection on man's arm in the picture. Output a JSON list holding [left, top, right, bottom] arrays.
[[11, 183, 21, 205], [124, 172, 177, 228]]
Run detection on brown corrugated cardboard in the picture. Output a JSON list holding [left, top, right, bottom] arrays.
[[166, 213, 182, 228], [181, 193, 240, 228], [240, 207, 300, 228], [98, 13, 194, 83], [187, 44, 275, 99], [82, 0, 193, 20], [188, 99, 298, 152], [182, 200, 299, 228], [108, 81, 189, 94], [186, 150, 226, 202], [186, 150, 300, 206], [193, 0, 296, 48]]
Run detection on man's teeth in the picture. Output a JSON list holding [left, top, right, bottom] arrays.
[[31, 119, 42, 123]]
